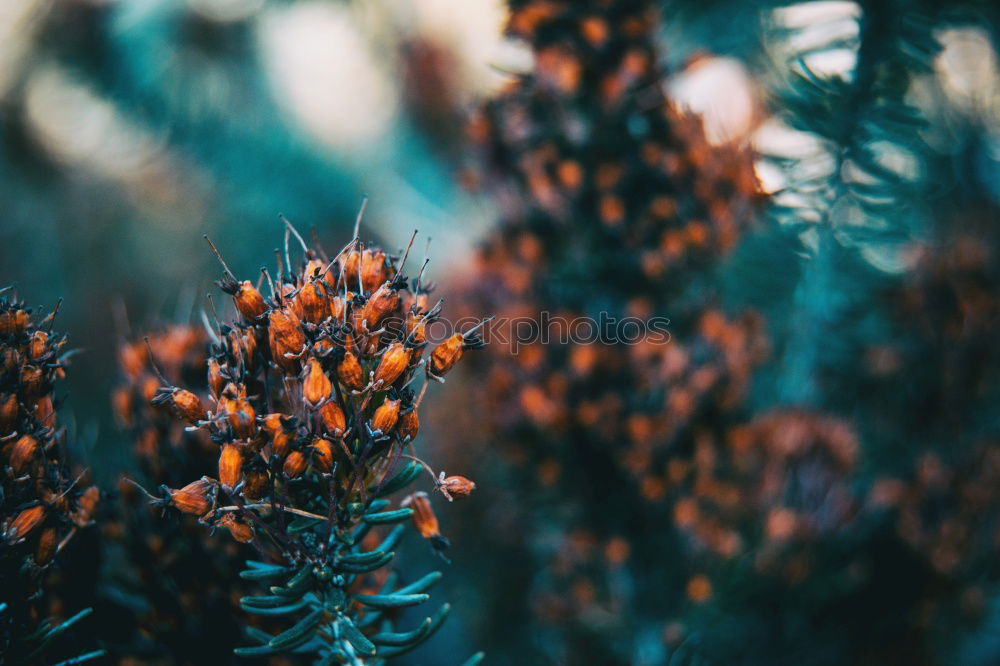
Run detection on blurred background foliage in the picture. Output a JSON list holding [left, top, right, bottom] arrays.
[[2, 0, 1000, 664]]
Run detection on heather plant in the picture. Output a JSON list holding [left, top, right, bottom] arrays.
[[439, 0, 1000, 664], [442, 0, 765, 661], [125, 214, 488, 664], [0, 287, 103, 665]]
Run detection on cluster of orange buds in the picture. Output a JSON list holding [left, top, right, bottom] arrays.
[[124, 215, 488, 662], [433, 0, 766, 660], [672, 409, 860, 577], [466, 1, 761, 295], [0, 287, 101, 663], [113, 325, 211, 477], [110, 324, 272, 663]]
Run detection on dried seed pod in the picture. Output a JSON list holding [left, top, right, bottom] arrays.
[[361, 248, 389, 293], [373, 343, 410, 387], [207, 357, 225, 398], [429, 334, 465, 377], [439, 475, 476, 501], [0, 307, 29, 336], [268, 308, 306, 372], [205, 236, 268, 321], [220, 387, 256, 439], [371, 397, 400, 434], [362, 282, 400, 329], [228, 281, 268, 321], [337, 350, 365, 391], [7, 434, 38, 475], [169, 478, 217, 516], [5, 504, 46, 542], [243, 463, 269, 500], [28, 331, 47, 359], [319, 401, 346, 436], [296, 279, 329, 324], [429, 320, 491, 378], [303, 357, 332, 407], [283, 450, 307, 478], [402, 491, 440, 539], [398, 408, 419, 442], [310, 438, 334, 473], [153, 388, 206, 425], [218, 443, 244, 489], [217, 512, 254, 543]]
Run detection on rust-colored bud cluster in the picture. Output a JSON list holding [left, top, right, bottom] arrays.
[[111, 324, 264, 661], [0, 288, 100, 661], [435, 0, 766, 660], [119, 217, 487, 661]]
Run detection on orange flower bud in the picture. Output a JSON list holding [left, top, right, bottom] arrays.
[[260, 412, 287, 435], [271, 426, 293, 458], [8, 434, 38, 475], [169, 478, 216, 515], [402, 492, 440, 539], [319, 401, 346, 436], [72, 486, 101, 527], [218, 443, 244, 488], [362, 282, 401, 331], [207, 357, 225, 398], [6, 504, 46, 542], [229, 281, 267, 320], [165, 389, 205, 425], [296, 280, 329, 324], [220, 387, 256, 438], [217, 512, 254, 543], [397, 408, 419, 442], [243, 467, 269, 500], [303, 357, 332, 407], [373, 343, 410, 387], [310, 438, 334, 473], [283, 450, 307, 478], [430, 334, 465, 377], [338, 351, 365, 391], [371, 398, 400, 434], [361, 248, 389, 293], [29, 331, 48, 359], [35, 526, 58, 565], [267, 308, 306, 372], [0, 308, 29, 336], [405, 310, 428, 346], [439, 475, 476, 501]]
